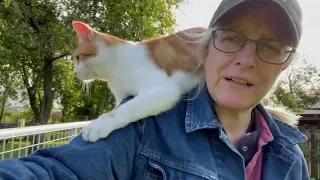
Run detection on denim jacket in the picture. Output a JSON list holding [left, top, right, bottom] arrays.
[[0, 87, 309, 180]]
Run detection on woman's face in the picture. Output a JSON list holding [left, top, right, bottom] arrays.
[[205, 3, 294, 111]]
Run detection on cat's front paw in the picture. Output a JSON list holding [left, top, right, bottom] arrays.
[[81, 114, 118, 142]]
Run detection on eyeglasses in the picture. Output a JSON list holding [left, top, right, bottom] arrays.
[[211, 29, 296, 65]]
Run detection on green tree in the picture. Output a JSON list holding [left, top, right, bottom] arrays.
[[0, 3, 23, 122], [265, 59, 320, 113], [57, 0, 184, 121], [0, 64, 21, 122], [0, 0, 72, 124], [1, 0, 185, 124]]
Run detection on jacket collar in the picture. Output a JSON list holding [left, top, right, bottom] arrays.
[[184, 85, 307, 146]]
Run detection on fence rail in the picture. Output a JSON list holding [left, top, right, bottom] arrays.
[[0, 121, 90, 160]]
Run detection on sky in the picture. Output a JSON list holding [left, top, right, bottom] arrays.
[[174, 0, 320, 68]]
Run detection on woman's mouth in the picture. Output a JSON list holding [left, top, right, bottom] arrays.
[[225, 77, 253, 87]]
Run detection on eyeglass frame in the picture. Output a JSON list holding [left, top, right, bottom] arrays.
[[211, 29, 296, 65]]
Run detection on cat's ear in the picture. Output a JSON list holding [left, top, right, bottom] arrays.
[[72, 21, 96, 41]]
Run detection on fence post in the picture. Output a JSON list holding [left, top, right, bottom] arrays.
[[310, 127, 318, 179], [17, 119, 26, 128], [68, 129, 79, 141]]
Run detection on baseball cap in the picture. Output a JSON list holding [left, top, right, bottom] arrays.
[[208, 0, 302, 47]]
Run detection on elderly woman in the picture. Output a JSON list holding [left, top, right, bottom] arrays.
[[0, 0, 309, 179]]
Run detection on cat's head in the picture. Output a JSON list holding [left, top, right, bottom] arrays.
[[72, 21, 127, 81]]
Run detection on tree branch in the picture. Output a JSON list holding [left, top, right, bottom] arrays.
[[21, 65, 31, 89], [22, 1, 41, 34], [0, 80, 5, 87], [34, 71, 42, 87], [49, 51, 71, 62], [29, 17, 41, 33]]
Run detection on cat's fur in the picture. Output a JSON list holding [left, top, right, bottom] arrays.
[[72, 21, 300, 142]]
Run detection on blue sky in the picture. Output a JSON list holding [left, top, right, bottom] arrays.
[[174, 0, 320, 68]]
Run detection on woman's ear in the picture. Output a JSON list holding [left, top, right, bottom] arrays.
[[281, 53, 295, 71], [205, 44, 210, 59], [281, 64, 289, 71]]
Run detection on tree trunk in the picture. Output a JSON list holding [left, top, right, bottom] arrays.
[[39, 59, 54, 124], [21, 63, 40, 124], [61, 108, 65, 123], [28, 59, 55, 153], [24, 58, 59, 125], [25, 84, 40, 123], [0, 88, 8, 122]]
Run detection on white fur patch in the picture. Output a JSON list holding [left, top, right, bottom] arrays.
[[78, 42, 202, 142]]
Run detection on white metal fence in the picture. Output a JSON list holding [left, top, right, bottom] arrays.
[[0, 121, 90, 160]]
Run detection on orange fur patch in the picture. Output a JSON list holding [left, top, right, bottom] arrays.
[[143, 27, 207, 76], [73, 40, 99, 62], [73, 21, 207, 76], [73, 32, 127, 61], [97, 33, 127, 47]]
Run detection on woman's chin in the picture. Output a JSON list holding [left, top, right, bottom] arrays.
[[214, 93, 256, 110]]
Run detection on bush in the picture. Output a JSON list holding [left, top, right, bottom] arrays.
[[2, 108, 34, 123]]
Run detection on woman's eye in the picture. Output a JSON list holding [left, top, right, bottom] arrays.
[[225, 36, 236, 41]]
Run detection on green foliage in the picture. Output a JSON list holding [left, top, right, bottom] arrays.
[[270, 84, 304, 113], [0, 0, 183, 123], [266, 61, 320, 113], [60, 0, 180, 40], [0, 0, 74, 124], [55, 0, 183, 121], [2, 108, 34, 123], [3, 0, 12, 8]]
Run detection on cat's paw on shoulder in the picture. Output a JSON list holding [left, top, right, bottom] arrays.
[[81, 114, 118, 142]]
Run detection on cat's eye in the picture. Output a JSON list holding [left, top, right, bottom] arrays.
[[75, 54, 90, 62], [75, 54, 84, 62]]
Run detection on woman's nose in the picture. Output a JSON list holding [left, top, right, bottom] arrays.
[[233, 42, 257, 68]]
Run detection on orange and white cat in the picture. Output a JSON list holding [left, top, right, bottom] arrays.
[[72, 21, 207, 142], [72, 21, 300, 143]]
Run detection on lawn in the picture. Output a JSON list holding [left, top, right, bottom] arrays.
[[0, 140, 68, 160]]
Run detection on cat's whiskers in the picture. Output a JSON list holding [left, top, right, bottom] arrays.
[[78, 80, 92, 97]]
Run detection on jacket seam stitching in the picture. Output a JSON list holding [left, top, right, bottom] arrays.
[[133, 119, 146, 166], [140, 147, 217, 180]]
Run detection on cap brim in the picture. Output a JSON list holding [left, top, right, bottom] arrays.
[[209, 0, 299, 47]]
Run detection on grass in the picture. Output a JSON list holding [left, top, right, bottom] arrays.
[[0, 140, 68, 160]]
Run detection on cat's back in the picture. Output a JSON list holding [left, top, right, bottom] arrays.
[[107, 27, 208, 95], [139, 27, 207, 77]]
